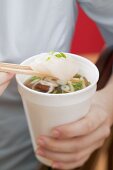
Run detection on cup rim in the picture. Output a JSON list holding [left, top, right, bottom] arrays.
[[16, 53, 99, 97]]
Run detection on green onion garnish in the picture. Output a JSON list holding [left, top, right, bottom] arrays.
[[60, 52, 67, 58], [30, 76, 40, 81], [72, 81, 83, 91], [55, 52, 67, 59]]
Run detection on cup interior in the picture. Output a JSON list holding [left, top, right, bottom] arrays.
[[16, 53, 99, 96]]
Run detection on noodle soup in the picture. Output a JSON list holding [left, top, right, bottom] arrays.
[[24, 74, 90, 94], [24, 52, 90, 94]]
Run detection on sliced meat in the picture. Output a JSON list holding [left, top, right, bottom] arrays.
[[33, 83, 50, 93]]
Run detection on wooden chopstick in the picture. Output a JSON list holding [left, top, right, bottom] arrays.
[[0, 62, 31, 70], [0, 62, 44, 77], [0, 62, 57, 79]]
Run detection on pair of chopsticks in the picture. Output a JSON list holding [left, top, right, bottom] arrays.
[[0, 62, 48, 77]]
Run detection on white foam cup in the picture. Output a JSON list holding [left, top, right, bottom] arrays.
[[16, 53, 99, 166]]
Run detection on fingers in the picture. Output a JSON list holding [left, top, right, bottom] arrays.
[[52, 155, 90, 169], [37, 149, 90, 169], [38, 136, 77, 153], [52, 104, 108, 138], [53, 155, 90, 169], [37, 140, 104, 163], [0, 72, 14, 85], [58, 139, 104, 169], [37, 124, 109, 153]]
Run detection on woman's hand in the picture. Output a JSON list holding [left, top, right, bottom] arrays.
[[0, 72, 14, 95], [37, 75, 113, 170], [37, 102, 112, 169]]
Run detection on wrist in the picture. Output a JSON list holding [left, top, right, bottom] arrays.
[[93, 89, 113, 126]]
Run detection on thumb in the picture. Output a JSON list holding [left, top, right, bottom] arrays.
[[0, 72, 14, 85]]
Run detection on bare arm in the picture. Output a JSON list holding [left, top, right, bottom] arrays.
[[94, 74, 113, 125]]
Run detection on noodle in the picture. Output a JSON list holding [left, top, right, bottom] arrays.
[[24, 74, 90, 94]]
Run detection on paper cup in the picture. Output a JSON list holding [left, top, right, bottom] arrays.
[[16, 53, 99, 166]]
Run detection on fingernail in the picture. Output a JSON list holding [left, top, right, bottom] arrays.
[[37, 139, 45, 146], [52, 163, 60, 169], [52, 130, 60, 138], [37, 149, 45, 156]]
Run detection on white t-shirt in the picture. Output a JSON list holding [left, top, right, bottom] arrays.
[[0, 0, 113, 170], [0, 0, 76, 63]]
